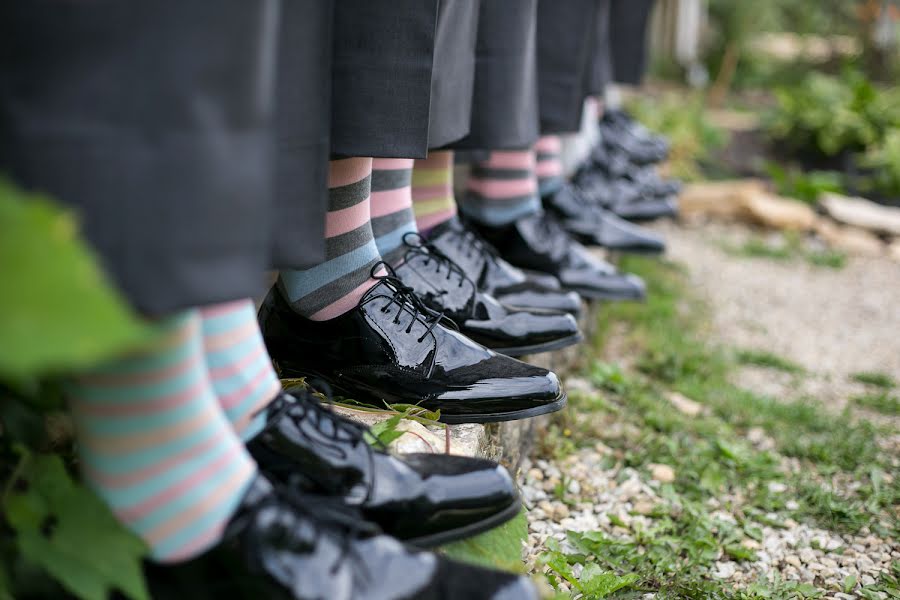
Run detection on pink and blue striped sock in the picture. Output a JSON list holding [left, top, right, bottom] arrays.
[[68, 312, 258, 563], [199, 300, 281, 441], [411, 151, 458, 235], [371, 158, 417, 264], [461, 150, 541, 226], [534, 135, 566, 196], [278, 157, 386, 320]]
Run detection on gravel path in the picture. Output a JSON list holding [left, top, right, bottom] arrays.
[[521, 221, 899, 596], [659, 221, 900, 418]]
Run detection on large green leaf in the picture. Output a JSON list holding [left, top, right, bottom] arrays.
[[440, 510, 527, 573], [3, 450, 149, 600], [0, 179, 155, 378]]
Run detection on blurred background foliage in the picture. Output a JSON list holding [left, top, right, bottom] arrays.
[[643, 0, 900, 202]]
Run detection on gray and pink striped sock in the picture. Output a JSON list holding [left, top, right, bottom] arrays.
[[460, 150, 541, 226], [534, 135, 565, 196], [278, 157, 386, 321]]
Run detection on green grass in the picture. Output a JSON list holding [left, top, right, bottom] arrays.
[[851, 371, 897, 390], [723, 235, 847, 270], [533, 255, 897, 598], [853, 392, 900, 416], [735, 349, 805, 374]]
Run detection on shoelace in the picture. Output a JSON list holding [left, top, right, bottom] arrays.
[[267, 387, 382, 505], [403, 232, 474, 290], [369, 262, 449, 343]]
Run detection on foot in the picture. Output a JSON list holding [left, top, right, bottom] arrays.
[[573, 171, 679, 222], [258, 275, 567, 424], [467, 212, 646, 301], [543, 185, 665, 254], [393, 236, 582, 356], [424, 217, 583, 315], [248, 390, 522, 546], [146, 477, 537, 600], [600, 108, 669, 165]]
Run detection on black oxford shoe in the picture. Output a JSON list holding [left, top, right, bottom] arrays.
[[393, 237, 582, 356], [147, 477, 538, 600], [574, 172, 679, 222], [599, 109, 669, 165], [258, 276, 567, 424], [467, 212, 647, 301], [543, 185, 665, 254], [424, 217, 583, 316], [248, 390, 521, 547]]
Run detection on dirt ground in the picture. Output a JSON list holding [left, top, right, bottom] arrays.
[[655, 220, 900, 420]]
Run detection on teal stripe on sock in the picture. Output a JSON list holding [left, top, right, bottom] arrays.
[[151, 471, 256, 560], [459, 195, 541, 226], [280, 239, 381, 300]]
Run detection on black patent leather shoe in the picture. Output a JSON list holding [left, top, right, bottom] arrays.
[[599, 109, 669, 165], [543, 185, 665, 254], [393, 237, 582, 356], [424, 217, 583, 316], [466, 212, 646, 301], [248, 390, 521, 547], [574, 171, 679, 222], [146, 476, 537, 600], [585, 145, 682, 200], [258, 276, 567, 424]]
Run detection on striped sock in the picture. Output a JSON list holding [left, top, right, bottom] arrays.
[[371, 158, 417, 264], [461, 150, 541, 226], [411, 150, 458, 235], [69, 312, 258, 563], [534, 135, 566, 196], [278, 157, 385, 321], [199, 300, 281, 441]]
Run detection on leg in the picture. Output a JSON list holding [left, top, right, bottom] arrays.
[[460, 150, 541, 226], [277, 157, 384, 320], [198, 300, 281, 441], [69, 312, 257, 563], [410, 150, 458, 235], [370, 158, 417, 264]]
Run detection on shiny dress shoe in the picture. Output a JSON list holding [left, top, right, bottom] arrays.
[[467, 212, 646, 301], [146, 476, 538, 600], [587, 145, 682, 200], [258, 276, 567, 424], [425, 217, 583, 316], [574, 169, 679, 222], [393, 238, 582, 356], [248, 390, 521, 547], [543, 185, 665, 254], [599, 108, 669, 165]]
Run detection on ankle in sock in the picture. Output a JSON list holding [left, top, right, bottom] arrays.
[[370, 158, 417, 264], [199, 299, 281, 441], [534, 136, 565, 196], [69, 311, 258, 562], [461, 150, 540, 227], [411, 150, 458, 235], [278, 157, 385, 321]]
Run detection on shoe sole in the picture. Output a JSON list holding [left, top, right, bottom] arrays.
[[404, 499, 523, 548], [438, 392, 567, 425], [275, 364, 569, 425], [565, 286, 646, 302], [492, 332, 583, 358], [568, 230, 665, 255]]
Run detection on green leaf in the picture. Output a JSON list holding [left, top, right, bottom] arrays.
[[844, 574, 858, 593], [0, 179, 155, 378], [440, 510, 527, 573], [366, 413, 406, 447], [578, 564, 639, 599], [3, 450, 149, 600]]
